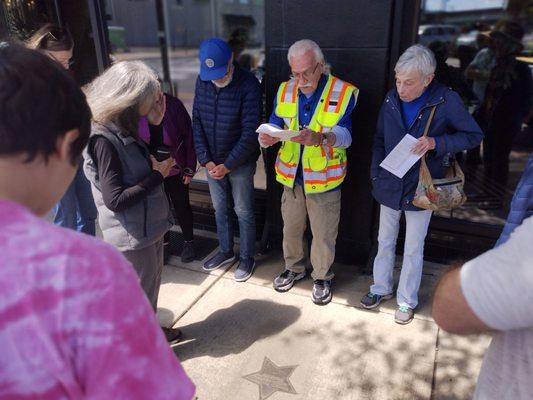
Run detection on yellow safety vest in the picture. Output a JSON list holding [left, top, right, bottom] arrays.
[[274, 74, 358, 194]]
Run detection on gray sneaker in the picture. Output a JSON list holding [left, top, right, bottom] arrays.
[[312, 280, 332, 305], [394, 306, 414, 325], [273, 269, 306, 292], [360, 292, 393, 309]]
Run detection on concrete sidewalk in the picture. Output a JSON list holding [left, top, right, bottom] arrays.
[[157, 247, 491, 400]]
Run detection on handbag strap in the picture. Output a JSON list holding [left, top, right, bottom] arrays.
[[422, 106, 437, 138], [420, 105, 437, 169]]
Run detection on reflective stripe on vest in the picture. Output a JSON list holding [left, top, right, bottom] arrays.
[[277, 79, 299, 129], [274, 75, 358, 194]]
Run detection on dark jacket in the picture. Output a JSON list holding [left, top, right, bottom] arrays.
[[496, 153, 533, 246], [479, 59, 532, 135], [138, 94, 196, 177], [371, 81, 484, 211], [192, 63, 261, 171], [84, 122, 172, 251]]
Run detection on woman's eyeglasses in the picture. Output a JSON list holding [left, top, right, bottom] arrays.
[[46, 51, 75, 69]]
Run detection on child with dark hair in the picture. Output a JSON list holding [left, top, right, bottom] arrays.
[[27, 23, 98, 235], [0, 43, 195, 399]]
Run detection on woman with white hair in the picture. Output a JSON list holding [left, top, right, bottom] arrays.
[[83, 61, 181, 341], [360, 44, 483, 324]]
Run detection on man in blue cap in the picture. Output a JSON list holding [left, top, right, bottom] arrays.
[[193, 37, 261, 281]]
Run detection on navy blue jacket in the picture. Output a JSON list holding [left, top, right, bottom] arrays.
[[192, 64, 261, 171], [371, 81, 484, 211], [496, 153, 533, 246]]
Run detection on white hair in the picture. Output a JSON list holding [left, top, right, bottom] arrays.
[[287, 39, 325, 64], [394, 44, 436, 77], [84, 60, 160, 124]]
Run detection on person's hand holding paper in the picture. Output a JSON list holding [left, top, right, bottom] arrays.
[[258, 132, 280, 147], [256, 123, 300, 148], [411, 136, 436, 155], [379, 134, 422, 178], [291, 128, 322, 146]]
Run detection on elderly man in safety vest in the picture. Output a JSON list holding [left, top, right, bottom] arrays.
[[259, 39, 358, 305]]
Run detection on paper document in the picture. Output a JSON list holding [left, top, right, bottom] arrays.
[[379, 134, 422, 178], [256, 123, 299, 140]]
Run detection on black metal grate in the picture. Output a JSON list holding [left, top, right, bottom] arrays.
[[166, 230, 219, 261]]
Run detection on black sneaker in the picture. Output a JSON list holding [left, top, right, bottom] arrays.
[[162, 326, 182, 344], [234, 258, 256, 282], [360, 292, 393, 310], [312, 279, 332, 305], [181, 241, 195, 263], [273, 269, 306, 292], [203, 251, 236, 271]]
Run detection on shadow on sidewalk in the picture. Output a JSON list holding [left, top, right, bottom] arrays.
[[172, 299, 300, 362], [281, 320, 484, 399]]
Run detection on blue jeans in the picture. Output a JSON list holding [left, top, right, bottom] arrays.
[[371, 205, 433, 309], [207, 162, 256, 260], [54, 167, 97, 235]]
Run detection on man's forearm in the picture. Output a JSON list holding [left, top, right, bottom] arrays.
[[432, 265, 490, 335]]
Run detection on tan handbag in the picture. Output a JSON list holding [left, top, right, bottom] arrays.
[[412, 106, 467, 211]]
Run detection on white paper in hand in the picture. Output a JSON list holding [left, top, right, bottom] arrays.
[[256, 123, 299, 140], [379, 134, 422, 178]]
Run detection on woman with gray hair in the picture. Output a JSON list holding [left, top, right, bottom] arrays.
[[360, 44, 483, 324], [83, 61, 181, 342]]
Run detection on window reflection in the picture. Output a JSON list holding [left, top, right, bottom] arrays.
[[418, 0, 532, 225], [108, 0, 266, 189]]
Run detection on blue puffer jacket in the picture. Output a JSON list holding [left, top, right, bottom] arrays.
[[192, 64, 261, 171], [496, 153, 533, 246], [371, 81, 484, 211]]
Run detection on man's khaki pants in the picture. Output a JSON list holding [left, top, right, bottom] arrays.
[[281, 184, 341, 281]]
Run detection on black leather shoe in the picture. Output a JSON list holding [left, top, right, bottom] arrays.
[[162, 326, 182, 344], [181, 241, 195, 263]]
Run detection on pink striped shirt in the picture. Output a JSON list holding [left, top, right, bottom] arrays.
[[0, 200, 195, 399]]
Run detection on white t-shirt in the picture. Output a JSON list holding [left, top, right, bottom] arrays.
[[460, 216, 533, 400]]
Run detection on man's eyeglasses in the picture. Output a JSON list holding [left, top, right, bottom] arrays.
[[290, 62, 319, 81]]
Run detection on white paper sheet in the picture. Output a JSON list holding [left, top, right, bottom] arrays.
[[256, 123, 299, 140], [379, 134, 422, 178]]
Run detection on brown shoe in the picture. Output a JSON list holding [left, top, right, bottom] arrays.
[[162, 326, 182, 344]]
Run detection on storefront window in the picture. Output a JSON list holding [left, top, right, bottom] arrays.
[[418, 0, 532, 225], [108, 0, 266, 189], [0, 1, 55, 42]]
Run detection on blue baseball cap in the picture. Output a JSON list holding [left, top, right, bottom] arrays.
[[198, 38, 232, 81]]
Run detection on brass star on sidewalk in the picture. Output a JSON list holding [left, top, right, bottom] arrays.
[[243, 357, 298, 400]]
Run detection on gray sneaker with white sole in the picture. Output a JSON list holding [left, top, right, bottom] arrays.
[[273, 269, 306, 292], [360, 292, 394, 309], [394, 306, 414, 324], [312, 280, 332, 305]]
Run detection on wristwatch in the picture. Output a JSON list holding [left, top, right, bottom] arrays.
[[322, 132, 335, 146]]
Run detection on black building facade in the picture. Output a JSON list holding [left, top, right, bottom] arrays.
[[3, 0, 527, 267]]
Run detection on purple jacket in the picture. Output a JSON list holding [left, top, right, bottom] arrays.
[[138, 94, 196, 177]]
